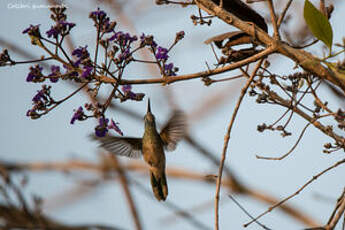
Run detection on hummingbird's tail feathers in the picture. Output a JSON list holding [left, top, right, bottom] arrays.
[[160, 110, 188, 151], [91, 134, 143, 159], [150, 170, 168, 201]]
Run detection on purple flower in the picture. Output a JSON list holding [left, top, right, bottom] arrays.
[[108, 119, 123, 136], [125, 33, 138, 43], [121, 84, 135, 98], [22, 24, 40, 35], [109, 31, 137, 46], [121, 84, 143, 101], [46, 21, 75, 39], [95, 117, 109, 137], [122, 85, 132, 93], [99, 117, 108, 127], [59, 21, 76, 29], [70, 106, 84, 124], [155, 46, 169, 61], [32, 89, 47, 103], [81, 66, 93, 78], [51, 65, 60, 73], [23, 24, 42, 45], [90, 8, 106, 19], [72, 45, 89, 58], [89, 9, 116, 33], [101, 17, 116, 33], [164, 63, 177, 76], [164, 63, 173, 72], [72, 45, 90, 68], [117, 48, 130, 62], [26, 64, 44, 82], [46, 27, 59, 38], [140, 33, 157, 47], [30, 85, 51, 111], [48, 65, 60, 83]]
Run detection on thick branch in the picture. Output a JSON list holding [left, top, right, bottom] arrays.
[[194, 0, 345, 92]]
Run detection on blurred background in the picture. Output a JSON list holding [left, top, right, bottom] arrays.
[[1, 0, 345, 229]]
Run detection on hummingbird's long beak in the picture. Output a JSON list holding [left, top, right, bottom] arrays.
[[147, 98, 151, 113]]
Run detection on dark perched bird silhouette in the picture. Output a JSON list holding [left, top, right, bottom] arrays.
[[205, 0, 268, 49], [211, 0, 268, 32], [94, 99, 187, 201]]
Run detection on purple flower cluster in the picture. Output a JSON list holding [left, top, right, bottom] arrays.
[[21, 7, 186, 138], [70, 104, 123, 137], [70, 106, 86, 124], [89, 8, 106, 22], [69, 45, 94, 80], [164, 63, 178, 76], [81, 66, 93, 79], [95, 117, 109, 137], [26, 85, 53, 119], [32, 89, 48, 103], [46, 20, 75, 39], [108, 31, 138, 64], [140, 33, 157, 48], [22, 24, 41, 37], [121, 85, 145, 102], [26, 64, 63, 83], [48, 65, 60, 83], [26, 64, 44, 82], [22, 24, 42, 46], [109, 31, 138, 46], [155, 46, 169, 61], [122, 84, 137, 99], [72, 45, 90, 67], [155, 46, 179, 76], [94, 117, 123, 137], [108, 119, 124, 136], [89, 8, 116, 33]]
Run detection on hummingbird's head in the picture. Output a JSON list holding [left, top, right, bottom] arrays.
[[144, 98, 156, 126]]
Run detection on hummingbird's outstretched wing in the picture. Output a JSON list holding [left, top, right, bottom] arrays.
[[160, 110, 187, 151], [95, 136, 142, 158]]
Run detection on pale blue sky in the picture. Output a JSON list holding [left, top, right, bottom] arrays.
[[1, 0, 345, 229]]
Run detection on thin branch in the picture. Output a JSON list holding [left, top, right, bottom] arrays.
[[244, 158, 345, 227], [325, 188, 345, 230], [277, 0, 293, 28], [108, 155, 142, 230], [215, 59, 264, 230], [256, 122, 312, 160], [267, 0, 280, 40], [102, 47, 274, 85], [228, 195, 272, 230]]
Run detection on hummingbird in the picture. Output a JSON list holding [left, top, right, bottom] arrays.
[[95, 99, 187, 201]]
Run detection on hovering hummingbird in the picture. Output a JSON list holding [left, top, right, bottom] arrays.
[[95, 99, 187, 201]]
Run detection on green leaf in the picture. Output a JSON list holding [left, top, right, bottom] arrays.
[[304, 0, 333, 50]]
